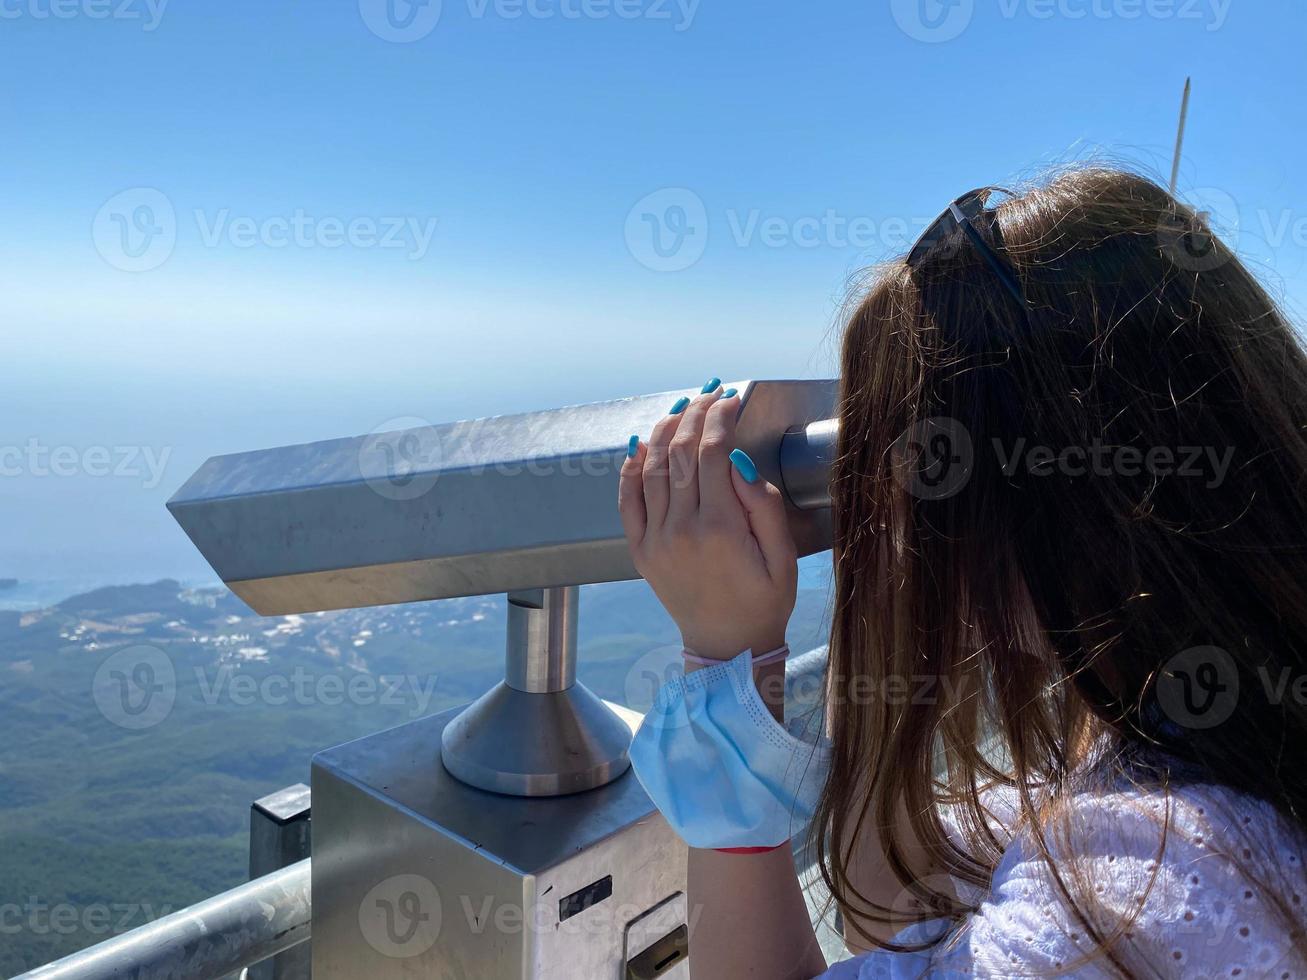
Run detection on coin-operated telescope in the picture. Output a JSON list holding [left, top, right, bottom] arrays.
[[168, 380, 838, 979]]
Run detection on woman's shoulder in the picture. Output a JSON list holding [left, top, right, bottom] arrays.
[[971, 780, 1306, 977], [823, 780, 1307, 979], [1049, 778, 1305, 861], [1039, 778, 1307, 911]]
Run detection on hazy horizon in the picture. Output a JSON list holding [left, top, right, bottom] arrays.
[[4, 1, 1306, 586]]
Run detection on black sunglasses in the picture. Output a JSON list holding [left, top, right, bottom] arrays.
[[907, 187, 1028, 308]]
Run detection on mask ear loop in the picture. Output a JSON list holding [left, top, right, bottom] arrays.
[[682, 645, 790, 668]]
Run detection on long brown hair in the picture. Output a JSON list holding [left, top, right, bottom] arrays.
[[815, 167, 1307, 973]]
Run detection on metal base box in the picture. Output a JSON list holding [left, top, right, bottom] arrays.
[[311, 704, 689, 979]]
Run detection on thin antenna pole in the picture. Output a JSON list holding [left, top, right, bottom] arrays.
[[1169, 77, 1192, 196]]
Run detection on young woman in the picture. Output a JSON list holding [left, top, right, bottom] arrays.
[[619, 169, 1307, 978]]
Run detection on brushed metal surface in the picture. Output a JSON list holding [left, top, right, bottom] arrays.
[[440, 681, 633, 796], [781, 418, 839, 510], [167, 380, 837, 615], [248, 784, 312, 980], [505, 587, 577, 694], [312, 703, 688, 980], [443, 586, 631, 796]]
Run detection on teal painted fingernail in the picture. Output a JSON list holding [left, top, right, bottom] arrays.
[[627, 435, 639, 458], [721, 388, 738, 399], [729, 449, 759, 483], [701, 377, 721, 394], [669, 396, 690, 415]]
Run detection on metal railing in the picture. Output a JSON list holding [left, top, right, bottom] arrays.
[[13, 860, 311, 980]]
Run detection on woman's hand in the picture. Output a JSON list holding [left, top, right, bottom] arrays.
[[620, 383, 824, 980], [618, 380, 798, 660]]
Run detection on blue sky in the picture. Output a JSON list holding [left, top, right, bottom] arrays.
[[1, 0, 1304, 585]]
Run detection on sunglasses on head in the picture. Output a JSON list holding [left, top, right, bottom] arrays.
[[907, 187, 1028, 308]]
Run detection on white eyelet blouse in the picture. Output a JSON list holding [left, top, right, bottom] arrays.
[[817, 781, 1307, 979]]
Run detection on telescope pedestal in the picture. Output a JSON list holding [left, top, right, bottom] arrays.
[[311, 703, 689, 979], [312, 585, 688, 978], [441, 586, 632, 797], [440, 680, 634, 796]]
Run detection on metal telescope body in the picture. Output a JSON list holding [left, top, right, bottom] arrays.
[[168, 380, 838, 615], [167, 379, 838, 980]]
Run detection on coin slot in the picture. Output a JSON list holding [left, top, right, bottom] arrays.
[[626, 923, 688, 979]]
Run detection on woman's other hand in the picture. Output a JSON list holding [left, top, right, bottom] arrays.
[[618, 379, 798, 661]]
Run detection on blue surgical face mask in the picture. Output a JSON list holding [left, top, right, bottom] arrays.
[[628, 650, 831, 851]]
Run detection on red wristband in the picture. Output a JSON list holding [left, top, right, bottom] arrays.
[[713, 842, 789, 855]]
